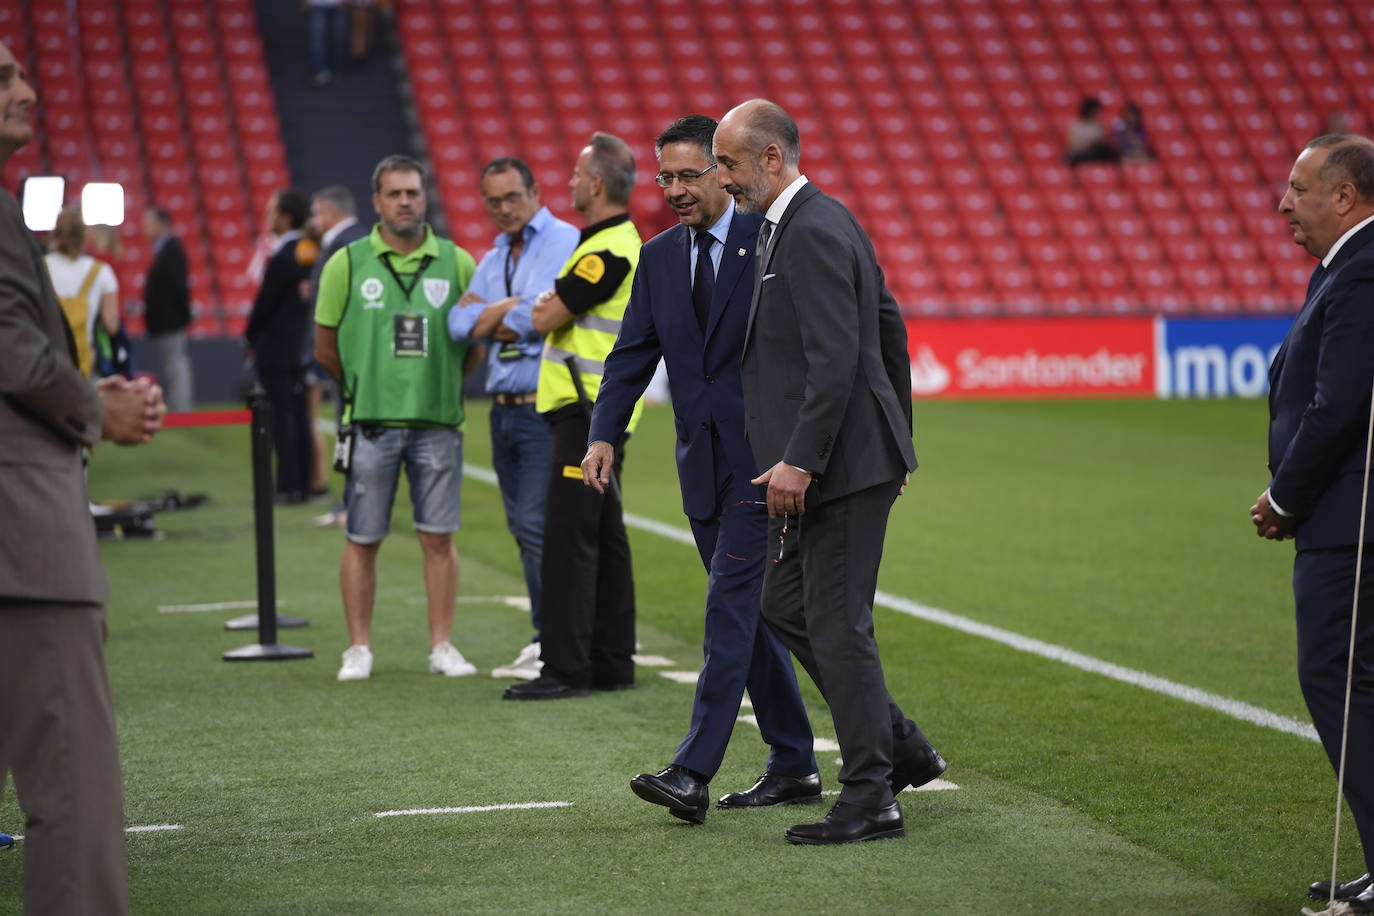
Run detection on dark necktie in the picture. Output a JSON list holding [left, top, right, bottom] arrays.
[[692, 231, 714, 333], [1305, 262, 1326, 301], [756, 220, 773, 267]]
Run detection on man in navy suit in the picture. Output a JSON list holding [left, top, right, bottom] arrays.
[[1251, 133, 1374, 911], [582, 115, 818, 825], [245, 188, 313, 502]]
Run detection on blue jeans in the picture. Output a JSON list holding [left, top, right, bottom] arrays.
[[489, 403, 551, 639], [346, 427, 463, 545], [309, 5, 346, 76]]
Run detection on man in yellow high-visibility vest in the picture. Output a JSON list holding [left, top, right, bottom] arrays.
[[504, 132, 643, 701]]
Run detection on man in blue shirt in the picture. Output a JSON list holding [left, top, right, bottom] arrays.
[[449, 157, 579, 679]]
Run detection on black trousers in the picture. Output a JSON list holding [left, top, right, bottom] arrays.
[[538, 407, 636, 688], [1295, 545, 1374, 874], [259, 368, 311, 499], [760, 477, 927, 809]]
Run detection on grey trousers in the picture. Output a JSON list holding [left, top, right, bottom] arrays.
[[0, 602, 129, 915], [152, 330, 193, 412]]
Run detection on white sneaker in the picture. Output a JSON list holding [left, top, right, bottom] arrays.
[[491, 641, 543, 680], [338, 645, 373, 681], [429, 642, 477, 677]]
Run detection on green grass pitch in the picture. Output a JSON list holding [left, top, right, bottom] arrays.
[[0, 398, 1360, 914]]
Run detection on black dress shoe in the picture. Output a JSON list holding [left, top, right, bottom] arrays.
[[890, 743, 947, 794], [592, 680, 634, 692], [784, 800, 905, 845], [1310, 872, 1374, 902], [630, 765, 709, 824], [717, 771, 823, 809], [502, 674, 590, 700], [1351, 881, 1374, 914]]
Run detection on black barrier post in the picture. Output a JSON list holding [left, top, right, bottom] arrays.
[[224, 390, 313, 661]]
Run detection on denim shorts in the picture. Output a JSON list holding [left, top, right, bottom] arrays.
[[345, 426, 463, 544]]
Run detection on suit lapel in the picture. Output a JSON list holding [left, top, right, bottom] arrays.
[[706, 215, 757, 341], [1270, 221, 1374, 402], [671, 225, 701, 343], [744, 183, 820, 353]]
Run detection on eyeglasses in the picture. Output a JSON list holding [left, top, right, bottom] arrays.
[[734, 500, 789, 563], [654, 164, 717, 188]]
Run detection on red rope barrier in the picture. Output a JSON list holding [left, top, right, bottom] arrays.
[[162, 409, 252, 428]]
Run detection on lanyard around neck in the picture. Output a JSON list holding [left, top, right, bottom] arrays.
[[380, 252, 435, 302]]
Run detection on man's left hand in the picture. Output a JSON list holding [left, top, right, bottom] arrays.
[[752, 461, 811, 517]]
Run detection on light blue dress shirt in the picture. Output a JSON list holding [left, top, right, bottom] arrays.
[[448, 206, 580, 394]]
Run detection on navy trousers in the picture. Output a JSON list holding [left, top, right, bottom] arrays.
[[673, 445, 816, 781], [1295, 545, 1374, 874]]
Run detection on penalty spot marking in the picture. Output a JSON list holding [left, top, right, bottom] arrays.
[[159, 600, 282, 614], [375, 802, 571, 818], [463, 463, 1317, 743]]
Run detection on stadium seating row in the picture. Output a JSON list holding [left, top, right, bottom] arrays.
[[395, 0, 1371, 315], [4, 0, 1373, 322]]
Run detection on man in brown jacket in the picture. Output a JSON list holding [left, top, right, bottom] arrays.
[[0, 41, 165, 914]]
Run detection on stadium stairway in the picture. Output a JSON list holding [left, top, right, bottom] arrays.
[[252, 1, 420, 235]]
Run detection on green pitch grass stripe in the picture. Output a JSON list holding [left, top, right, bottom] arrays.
[[462, 462, 1318, 744]]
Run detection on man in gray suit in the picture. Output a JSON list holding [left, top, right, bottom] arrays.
[[0, 42, 166, 914], [713, 98, 945, 845]]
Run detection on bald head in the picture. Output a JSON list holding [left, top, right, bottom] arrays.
[[713, 99, 803, 216], [720, 99, 801, 168]]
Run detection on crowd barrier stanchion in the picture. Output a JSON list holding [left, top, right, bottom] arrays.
[[221, 390, 312, 662]]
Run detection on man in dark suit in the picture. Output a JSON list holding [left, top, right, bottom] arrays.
[[582, 115, 818, 824], [712, 99, 945, 845], [0, 41, 166, 914], [246, 188, 313, 503], [306, 185, 369, 524], [141, 204, 194, 411], [1250, 133, 1374, 911]]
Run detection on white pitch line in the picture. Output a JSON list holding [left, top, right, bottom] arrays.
[[375, 801, 571, 818], [873, 590, 1319, 743], [632, 654, 676, 667], [821, 781, 959, 795], [8, 824, 182, 842], [461, 464, 1319, 744], [158, 600, 282, 613], [456, 595, 532, 610], [738, 714, 841, 752], [659, 670, 699, 685]]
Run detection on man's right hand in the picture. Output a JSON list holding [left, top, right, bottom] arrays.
[[98, 376, 165, 444], [581, 440, 615, 493]]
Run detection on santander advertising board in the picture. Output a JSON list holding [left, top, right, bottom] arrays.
[[906, 317, 1155, 399]]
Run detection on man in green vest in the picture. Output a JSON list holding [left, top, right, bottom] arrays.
[[314, 154, 478, 682], [503, 132, 643, 700]]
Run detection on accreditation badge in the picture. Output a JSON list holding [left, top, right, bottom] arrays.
[[393, 313, 428, 358]]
